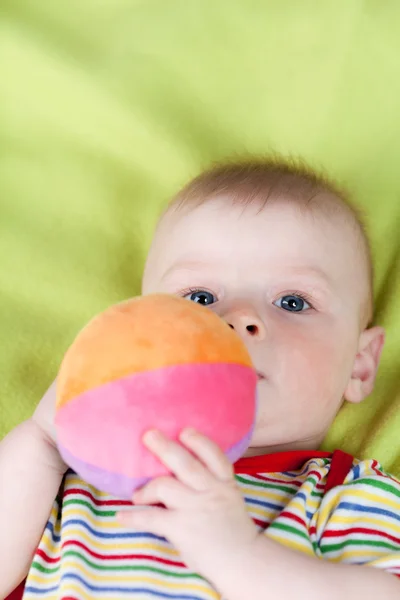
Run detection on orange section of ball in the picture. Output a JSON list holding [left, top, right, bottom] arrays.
[[57, 294, 253, 409]]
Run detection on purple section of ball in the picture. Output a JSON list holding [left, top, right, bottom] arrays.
[[225, 422, 255, 463], [58, 444, 151, 499], [59, 420, 255, 499], [58, 387, 257, 497], [225, 391, 257, 462]]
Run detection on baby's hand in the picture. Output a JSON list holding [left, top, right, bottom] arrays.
[[117, 429, 259, 584]]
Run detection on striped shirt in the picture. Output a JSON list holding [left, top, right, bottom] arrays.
[[22, 450, 400, 599]]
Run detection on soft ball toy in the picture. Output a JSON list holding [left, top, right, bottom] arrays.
[[55, 294, 257, 498]]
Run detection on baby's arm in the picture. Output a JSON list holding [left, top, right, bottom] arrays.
[[0, 381, 67, 598]]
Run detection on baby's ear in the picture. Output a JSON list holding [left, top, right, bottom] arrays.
[[344, 326, 385, 404]]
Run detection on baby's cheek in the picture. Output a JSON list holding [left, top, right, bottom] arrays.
[[280, 327, 354, 403]]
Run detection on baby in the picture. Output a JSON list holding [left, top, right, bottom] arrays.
[[1, 158, 400, 600]]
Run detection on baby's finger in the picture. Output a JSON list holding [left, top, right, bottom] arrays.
[[180, 429, 234, 482], [117, 506, 170, 538], [133, 476, 194, 509], [143, 430, 214, 491]]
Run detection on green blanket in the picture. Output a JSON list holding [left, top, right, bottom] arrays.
[[1, 1, 399, 474]]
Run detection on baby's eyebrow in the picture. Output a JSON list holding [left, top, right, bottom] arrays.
[[273, 266, 335, 294], [161, 260, 214, 281], [281, 266, 332, 284]]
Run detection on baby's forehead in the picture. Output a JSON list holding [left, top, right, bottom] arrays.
[[151, 191, 373, 325], [165, 188, 363, 246]]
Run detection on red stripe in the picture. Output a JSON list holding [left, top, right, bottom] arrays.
[[250, 474, 325, 490], [253, 517, 270, 529], [35, 548, 60, 564], [250, 473, 302, 487], [306, 470, 323, 482], [371, 460, 399, 485], [279, 510, 307, 529], [371, 459, 380, 475], [61, 540, 186, 567], [64, 488, 132, 507], [321, 527, 400, 545]]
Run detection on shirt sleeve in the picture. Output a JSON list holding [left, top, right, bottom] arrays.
[[310, 459, 400, 577]]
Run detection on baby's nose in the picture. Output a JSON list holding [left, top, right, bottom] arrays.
[[226, 311, 266, 341]]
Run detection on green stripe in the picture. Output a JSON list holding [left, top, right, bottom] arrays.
[[310, 490, 323, 498], [236, 475, 298, 496], [63, 498, 116, 517], [268, 522, 310, 542], [31, 552, 203, 579], [237, 474, 323, 498], [352, 477, 400, 499], [311, 538, 319, 554], [321, 538, 400, 553]]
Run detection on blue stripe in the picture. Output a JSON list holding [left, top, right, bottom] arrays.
[[245, 497, 284, 511], [283, 461, 323, 477], [25, 573, 204, 599], [245, 496, 313, 520], [45, 519, 166, 543], [63, 519, 166, 540], [295, 492, 308, 502], [45, 521, 61, 544], [352, 464, 360, 480], [338, 501, 400, 523], [24, 584, 59, 595]]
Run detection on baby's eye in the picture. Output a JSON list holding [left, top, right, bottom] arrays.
[[274, 294, 311, 312], [183, 290, 217, 306]]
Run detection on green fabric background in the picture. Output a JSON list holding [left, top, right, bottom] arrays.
[[1, 1, 399, 473]]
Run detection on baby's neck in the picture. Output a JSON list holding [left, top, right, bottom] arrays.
[[245, 436, 325, 457]]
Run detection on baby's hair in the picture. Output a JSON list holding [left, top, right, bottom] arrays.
[[167, 156, 374, 325], [173, 156, 345, 209]]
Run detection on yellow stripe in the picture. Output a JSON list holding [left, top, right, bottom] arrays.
[[241, 487, 320, 512], [247, 506, 277, 520], [28, 568, 215, 593], [326, 548, 397, 561], [338, 488, 400, 511], [60, 507, 128, 528], [238, 463, 329, 489], [60, 498, 317, 526], [59, 499, 319, 534], [367, 555, 400, 568], [327, 513, 400, 535], [240, 470, 327, 489], [65, 477, 112, 499], [39, 529, 180, 556], [288, 498, 320, 513], [247, 500, 317, 521], [266, 531, 315, 556], [318, 492, 341, 524], [240, 485, 292, 503], [319, 487, 400, 525], [25, 581, 219, 600], [66, 474, 323, 508], [243, 482, 321, 501]]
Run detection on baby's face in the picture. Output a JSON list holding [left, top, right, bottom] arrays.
[[143, 197, 375, 454]]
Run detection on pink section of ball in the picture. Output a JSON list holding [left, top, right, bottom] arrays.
[[58, 423, 255, 499], [56, 362, 256, 480]]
